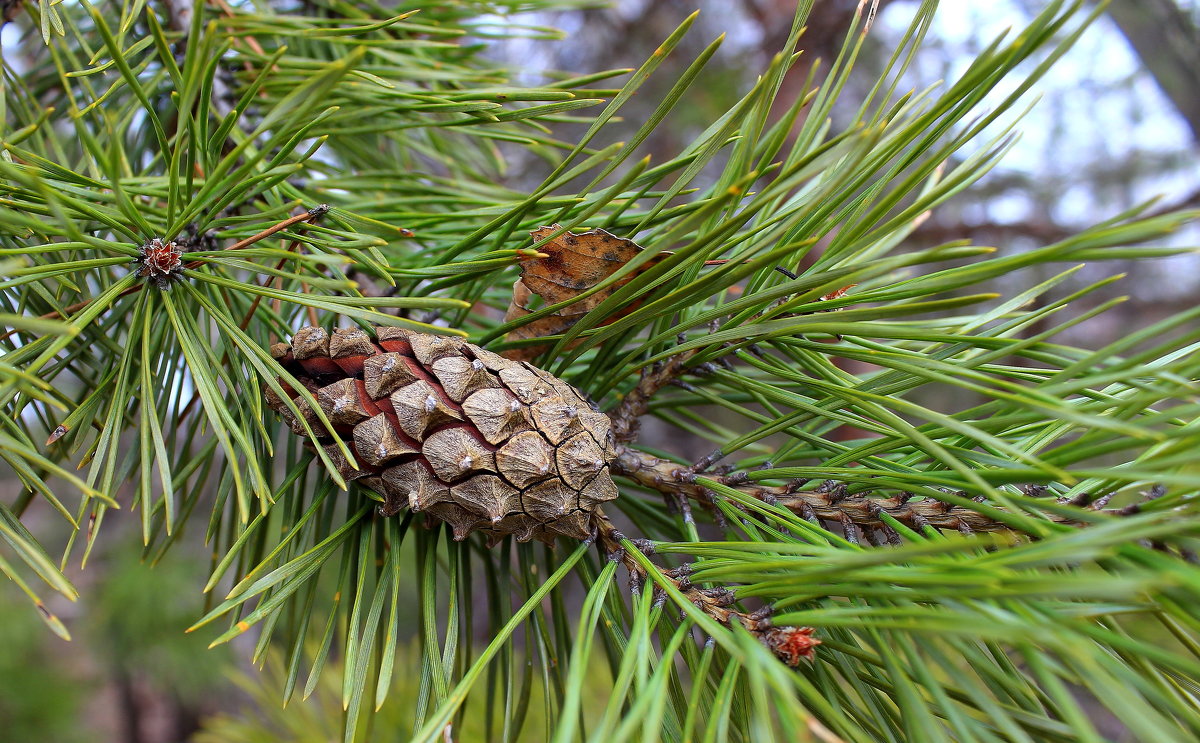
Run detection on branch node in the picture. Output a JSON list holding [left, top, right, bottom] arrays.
[[630, 538, 656, 557], [723, 471, 749, 486], [691, 450, 724, 473]]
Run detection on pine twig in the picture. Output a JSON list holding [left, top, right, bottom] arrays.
[[608, 283, 857, 446], [1, 204, 329, 343], [590, 510, 820, 666], [609, 346, 701, 443], [611, 446, 1115, 537]]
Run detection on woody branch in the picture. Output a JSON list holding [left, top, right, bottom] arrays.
[[609, 446, 1126, 542], [590, 510, 820, 666]]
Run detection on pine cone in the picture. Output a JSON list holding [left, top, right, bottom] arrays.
[[265, 326, 618, 544]]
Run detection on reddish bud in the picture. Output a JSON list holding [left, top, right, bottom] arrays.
[[134, 238, 184, 288], [762, 626, 821, 666]]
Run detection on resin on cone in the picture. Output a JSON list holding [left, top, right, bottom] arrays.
[[265, 326, 618, 543]]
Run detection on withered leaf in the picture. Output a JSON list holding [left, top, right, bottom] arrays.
[[503, 224, 664, 361]]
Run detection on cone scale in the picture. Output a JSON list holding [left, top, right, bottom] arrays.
[[266, 326, 618, 544]]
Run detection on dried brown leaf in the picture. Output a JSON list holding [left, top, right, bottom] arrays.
[[503, 225, 664, 361]]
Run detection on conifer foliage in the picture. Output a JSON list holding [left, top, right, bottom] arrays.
[[1, 1, 1199, 741]]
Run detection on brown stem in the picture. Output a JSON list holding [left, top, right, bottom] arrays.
[[607, 284, 858, 446], [609, 348, 700, 443], [611, 446, 1112, 540], [212, 205, 329, 255], [590, 508, 819, 666]]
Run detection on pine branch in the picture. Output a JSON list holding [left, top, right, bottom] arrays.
[[611, 446, 1122, 540], [4, 1, 1200, 740], [591, 510, 821, 667], [0, 204, 330, 342], [609, 345, 702, 443]]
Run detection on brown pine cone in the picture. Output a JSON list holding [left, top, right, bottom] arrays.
[[265, 326, 618, 544]]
